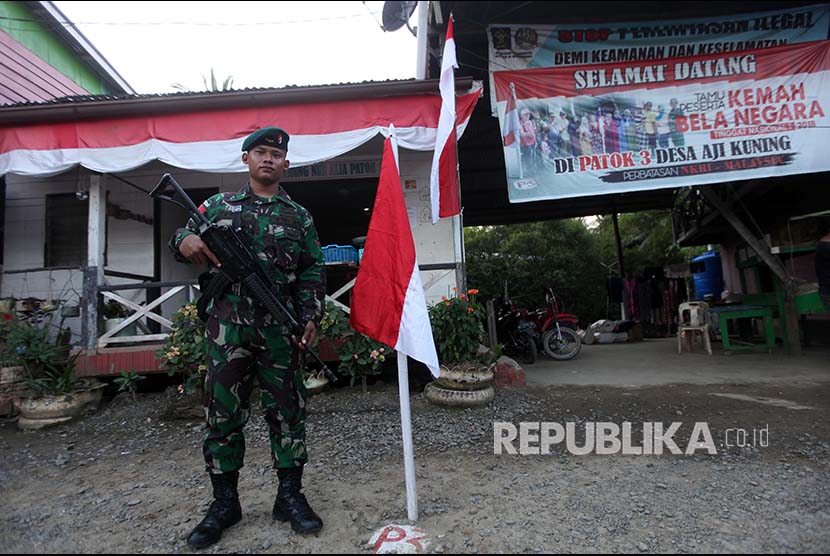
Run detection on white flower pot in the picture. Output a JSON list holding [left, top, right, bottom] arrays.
[[104, 318, 138, 338], [434, 363, 495, 391], [425, 383, 495, 407], [16, 379, 105, 430]]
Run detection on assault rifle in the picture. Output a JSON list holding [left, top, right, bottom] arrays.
[[150, 173, 337, 384]]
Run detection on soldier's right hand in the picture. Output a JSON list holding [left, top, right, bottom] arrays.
[[179, 234, 222, 267]]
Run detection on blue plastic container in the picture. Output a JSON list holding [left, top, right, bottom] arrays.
[[322, 244, 358, 264], [691, 251, 723, 301]]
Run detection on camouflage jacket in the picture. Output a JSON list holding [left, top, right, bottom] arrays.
[[168, 183, 326, 329]]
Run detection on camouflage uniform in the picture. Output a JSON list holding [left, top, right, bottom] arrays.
[[169, 183, 325, 473]]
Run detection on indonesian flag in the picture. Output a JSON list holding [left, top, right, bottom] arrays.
[[429, 16, 460, 224], [351, 129, 440, 377], [502, 83, 520, 147]]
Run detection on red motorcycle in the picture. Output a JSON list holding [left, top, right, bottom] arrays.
[[531, 287, 582, 360]]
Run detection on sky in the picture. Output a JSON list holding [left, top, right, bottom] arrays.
[[54, 1, 420, 94]]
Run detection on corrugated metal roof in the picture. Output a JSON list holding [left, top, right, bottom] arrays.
[[0, 77, 476, 126], [0, 79, 423, 108]]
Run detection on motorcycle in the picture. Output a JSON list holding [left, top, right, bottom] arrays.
[[535, 287, 582, 361], [495, 296, 540, 365]]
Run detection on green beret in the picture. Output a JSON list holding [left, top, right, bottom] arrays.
[[241, 127, 290, 152]]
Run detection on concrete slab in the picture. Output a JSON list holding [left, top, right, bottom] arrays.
[[368, 524, 431, 554], [525, 337, 830, 387]]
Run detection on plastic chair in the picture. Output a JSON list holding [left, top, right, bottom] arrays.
[[677, 301, 712, 355]]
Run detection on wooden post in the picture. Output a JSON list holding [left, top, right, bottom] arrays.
[[612, 213, 627, 319], [415, 1, 428, 80], [612, 213, 625, 277], [453, 213, 466, 296], [83, 174, 106, 351], [80, 267, 96, 349], [699, 188, 801, 356], [150, 196, 162, 334], [486, 299, 497, 349]]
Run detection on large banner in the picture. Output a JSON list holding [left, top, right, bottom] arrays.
[[487, 5, 830, 116], [492, 40, 830, 202]]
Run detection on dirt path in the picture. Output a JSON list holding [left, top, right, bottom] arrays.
[[1, 381, 829, 553]]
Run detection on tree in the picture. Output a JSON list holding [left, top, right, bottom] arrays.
[[592, 210, 704, 275], [464, 211, 705, 326], [171, 69, 234, 93], [465, 219, 607, 324]]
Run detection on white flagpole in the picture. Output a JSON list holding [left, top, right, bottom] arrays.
[[397, 353, 418, 521], [389, 123, 418, 522]]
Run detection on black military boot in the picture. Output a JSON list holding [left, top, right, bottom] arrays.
[[186, 471, 243, 550], [272, 466, 323, 534]]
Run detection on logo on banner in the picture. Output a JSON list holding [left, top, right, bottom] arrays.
[[491, 27, 511, 50], [513, 179, 538, 190], [514, 27, 539, 50]]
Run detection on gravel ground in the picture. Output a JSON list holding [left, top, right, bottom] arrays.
[[1, 380, 829, 554]]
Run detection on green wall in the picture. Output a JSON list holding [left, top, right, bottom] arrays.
[[0, 1, 109, 94]]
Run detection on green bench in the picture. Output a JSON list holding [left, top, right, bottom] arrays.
[[708, 304, 776, 353]]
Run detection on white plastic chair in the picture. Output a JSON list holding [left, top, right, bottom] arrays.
[[677, 301, 712, 355]]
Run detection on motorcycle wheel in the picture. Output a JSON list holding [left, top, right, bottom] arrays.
[[520, 335, 537, 365], [542, 328, 582, 360]]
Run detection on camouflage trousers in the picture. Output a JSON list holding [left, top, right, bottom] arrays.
[[202, 316, 307, 474]]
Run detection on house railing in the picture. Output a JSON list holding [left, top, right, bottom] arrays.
[[97, 277, 356, 349], [97, 279, 200, 349]]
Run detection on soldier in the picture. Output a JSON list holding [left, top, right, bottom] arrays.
[[169, 127, 326, 549]]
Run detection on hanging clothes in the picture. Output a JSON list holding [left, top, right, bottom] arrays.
[[625, 278, 638, 319], [637, 278, 651, 324]]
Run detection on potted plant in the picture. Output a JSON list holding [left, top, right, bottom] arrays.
[[10, 315, 104, 429], [309, 302, 350, 394], [0, 311, 25, 385], [337, 332, 390, 392], [425, 288, 496, 407], [158, 302, 207, 396], [0, 312, 26, 416], [103, 299, 137, 337], [316, 301, 392, 393]]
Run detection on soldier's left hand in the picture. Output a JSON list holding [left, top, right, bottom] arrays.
[[296, 321, 317, 350]]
